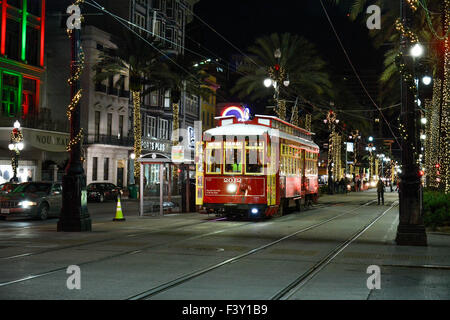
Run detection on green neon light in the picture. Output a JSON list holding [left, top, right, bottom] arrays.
[[21, 0, 27, 61]]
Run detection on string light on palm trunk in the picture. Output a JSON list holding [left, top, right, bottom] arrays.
[[65, 0, 85, 156]]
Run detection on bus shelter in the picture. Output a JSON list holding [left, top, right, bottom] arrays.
[[138, 152, 194, 216]]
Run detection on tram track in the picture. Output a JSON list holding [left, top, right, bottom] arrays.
[[0, 216, 227, 260], [271, 200, 399, 300], [127, 199, 377, 300], [0, 200, 367, 290], [0, 200, 345, 261]]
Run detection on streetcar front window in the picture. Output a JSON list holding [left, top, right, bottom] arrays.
[[224, 142, 243, 174]]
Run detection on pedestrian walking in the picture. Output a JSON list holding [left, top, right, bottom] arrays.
[[377, 179, 385, 205], [357, 179, 361, 192]]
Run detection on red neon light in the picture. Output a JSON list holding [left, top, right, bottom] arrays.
[[40, 0, 45, 67], [1, 0, 7, 55]]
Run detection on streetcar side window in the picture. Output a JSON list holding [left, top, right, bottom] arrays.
[[206, 142, 222, 174], [224, 142, 243, 174]]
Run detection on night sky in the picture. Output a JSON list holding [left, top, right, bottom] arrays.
[[188, 0, 384, 79]]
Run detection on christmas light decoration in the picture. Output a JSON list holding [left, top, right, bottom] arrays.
[[173, 103, 179, 145], [133, 91, 142, 179], [395, 18, 419, 43], [442, 1, 450, 193], [291, 104, 299, 126], [65, 0, 85, 157], [305, 114, 311, 132], [276, 99, 286, 121]]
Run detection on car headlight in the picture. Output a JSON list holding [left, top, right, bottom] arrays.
[[19, 201, 38, 208]]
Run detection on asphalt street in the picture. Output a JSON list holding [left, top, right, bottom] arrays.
[[0, 189, 448, 300]]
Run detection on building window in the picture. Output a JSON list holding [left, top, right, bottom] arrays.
[[1, 73, 20, 117], [146, 116, 156, 137], [119, 115, 124, 139], [164, 90, 171, 108], [95, 111, 101, 142], [159, 118, 168, 140], [92, 157, 98, 181], [104, 158, 109, 181], [134, 12, 146, 32], [165, 28, 174, 48], [22, 78, 37, 117], [107, 113, 112, 137], [153, 19, 161, 38], [153, 0, 161, 9], [6, 20, 20, 61], [166, 0, 174, 18], [26, 27, 39, 66], [150, 91, 159, 106]]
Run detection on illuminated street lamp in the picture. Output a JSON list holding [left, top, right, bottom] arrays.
[[422, 76, 432, 86], [263, 78, 273, 88], [9, 121, 24, 183], [410, 43, 424, 57]]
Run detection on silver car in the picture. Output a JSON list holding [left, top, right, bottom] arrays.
[[0, 182, 62, 220]]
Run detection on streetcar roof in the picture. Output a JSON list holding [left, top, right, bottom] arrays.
[[204, 123, 319, 151]]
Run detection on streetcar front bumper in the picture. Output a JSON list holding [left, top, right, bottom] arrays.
[[204, 203, 268, 218]]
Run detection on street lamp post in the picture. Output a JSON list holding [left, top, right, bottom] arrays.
[[8, 121, 24, 183], [365, 141, 376, 181], [396, 0, 427, 246], [264, 48, 290, 120], [58, 1, 91, 232]]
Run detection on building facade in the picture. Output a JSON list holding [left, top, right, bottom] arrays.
[[46, 12, 133, 187], [0, 0, 70, 183]]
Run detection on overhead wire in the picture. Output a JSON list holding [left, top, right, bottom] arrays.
[[318, 0, 402, 150], [85, 0, 233, 102]]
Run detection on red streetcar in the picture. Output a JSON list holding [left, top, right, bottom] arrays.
[[195, 114, 319, 219]]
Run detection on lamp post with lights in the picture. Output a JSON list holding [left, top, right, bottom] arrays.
[[263, 48, 290, 120], [57, 1, 91, 232], [365, 138, 376, 182], [395, 0, 427, 246], [8, 121, 24, 183]]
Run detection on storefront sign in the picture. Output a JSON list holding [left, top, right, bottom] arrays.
[[23, 129, 70, 153], [142, 139, 171, 153]]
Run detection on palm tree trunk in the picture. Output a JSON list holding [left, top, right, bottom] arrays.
[[132, 90, 142, 181]]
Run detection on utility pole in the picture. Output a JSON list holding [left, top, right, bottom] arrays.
[[396, 0, 427, 246], [58, 1, 91, 232]]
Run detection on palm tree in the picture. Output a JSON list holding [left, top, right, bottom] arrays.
[[231, 33, 332, 119], [93, 30, 171, 181], [161, 53, 215, 142]]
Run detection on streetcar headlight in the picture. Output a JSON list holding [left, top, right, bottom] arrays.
[[251, 208, 259, 214], [227, 184, 237, 193]]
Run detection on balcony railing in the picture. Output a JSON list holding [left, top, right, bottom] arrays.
[[95, 83, 130, 99], [84, 134, 133, 147], [0, 114, 69, 133]]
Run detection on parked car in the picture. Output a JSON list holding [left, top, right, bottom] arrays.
[[0, 182, 62, 220], [0, 182, 21, 195], [87, 183, 122, 202]]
